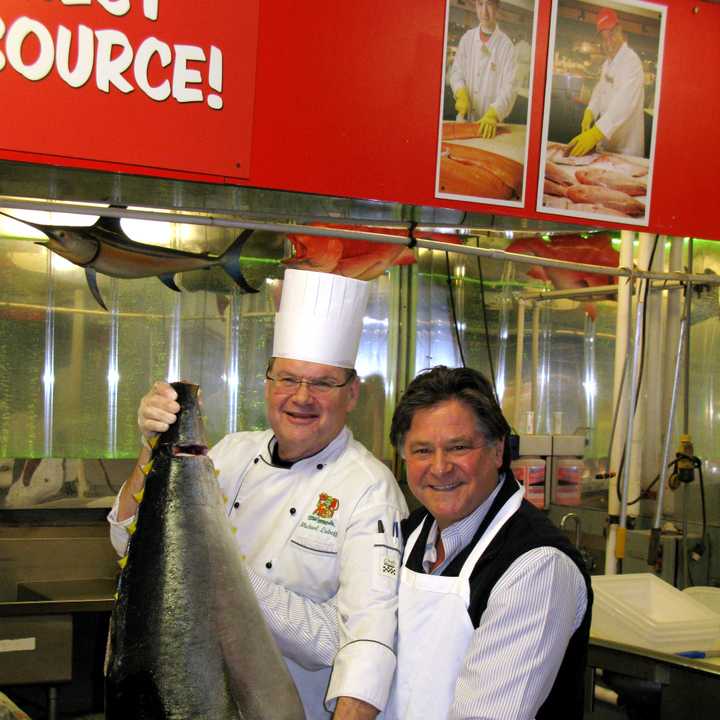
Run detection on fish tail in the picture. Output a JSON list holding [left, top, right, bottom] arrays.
[[220, 230, 259, 294]]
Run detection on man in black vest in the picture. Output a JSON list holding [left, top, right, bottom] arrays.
[[384, 366, 592, 720]]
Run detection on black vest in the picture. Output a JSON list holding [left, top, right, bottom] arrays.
[[402, 472, 593, 720]]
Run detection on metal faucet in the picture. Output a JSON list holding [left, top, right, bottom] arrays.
[[560, 512, 582, 549]]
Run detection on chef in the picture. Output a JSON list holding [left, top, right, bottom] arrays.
[[384, 366, 591, 720], [449, 0, 517, 139], [568, 7, 645, 157], [108, 269, 408, 720]]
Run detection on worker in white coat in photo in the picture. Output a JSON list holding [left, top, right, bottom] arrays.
[[569, 7, 645, 157], [384, 366, 591, 720], [449, 0, 517, 138], [108, 269, 408, 720]]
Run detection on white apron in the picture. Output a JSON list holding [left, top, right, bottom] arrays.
[[385, 485, 523, 720]]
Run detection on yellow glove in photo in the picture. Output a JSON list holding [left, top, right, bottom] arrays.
[[454, 87, 471, 118], [477, 106, 498, 139], [568, 125, 604, 156], [581, 107, 594, 133]]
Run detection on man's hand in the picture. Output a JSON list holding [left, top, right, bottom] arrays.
[[568, 125, 604, 156], [454, 86, 471, 118], [581, 107, 594, 132], [138, 381, 180, 444], [477, 106, 498, 139], [332, 696, 378, 720], [117, 381, 180, 523]]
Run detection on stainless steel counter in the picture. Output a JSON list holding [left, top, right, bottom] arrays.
[[0, 578, 115, 717], [0, 579, 116, 617], [588, 637, 720, 718]]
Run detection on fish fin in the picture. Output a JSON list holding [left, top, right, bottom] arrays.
[[118, 556, 128, 569], [85, 268, 108, 310], [96, 215, 126, 238], [159, 273, 182, 292], [394, 248, 417, 265], [216, 295, 229, 316], [220, 230, 259, 293], [133, 488, 144, 503], [127, 520, 137, 536], [140, 461, 153, 476]]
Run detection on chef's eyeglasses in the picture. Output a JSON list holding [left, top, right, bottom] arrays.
[[265, 370, 356, 395]]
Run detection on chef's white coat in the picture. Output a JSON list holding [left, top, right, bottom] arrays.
[[588, 42, 645, 158], [109, 427, 408, 720], [449, 26, 517, 122]]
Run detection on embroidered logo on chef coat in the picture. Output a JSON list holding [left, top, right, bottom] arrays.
[[313, 493, 339, 519], [297, 493, 340, 539]]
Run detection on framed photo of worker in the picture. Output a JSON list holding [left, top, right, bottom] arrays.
[[435, 0, 538, 207], [537, 0, 667, 225]]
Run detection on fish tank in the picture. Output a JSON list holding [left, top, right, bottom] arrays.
[[0, 167, 718, 535], [0, 209, 400, 512]]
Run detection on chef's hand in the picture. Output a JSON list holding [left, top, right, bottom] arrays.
[[138, 381, 180, 445], [568, 125, 604, 156], [477, 106, 498, 139], [116, 382, 180, 523], [454, 87, 471, 118], [581, 107, 594, 133]]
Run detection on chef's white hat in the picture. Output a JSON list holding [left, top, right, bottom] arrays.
[[273, 269, 369, 368]]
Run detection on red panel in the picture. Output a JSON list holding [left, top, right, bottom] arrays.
[[1, 1, 719, 239], [0, 1, 259, 177]]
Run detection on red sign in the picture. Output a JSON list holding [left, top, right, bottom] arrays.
[[0, 0, 259, 179]]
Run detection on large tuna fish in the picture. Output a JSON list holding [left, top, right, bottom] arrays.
[[105, 382, 304, 720]]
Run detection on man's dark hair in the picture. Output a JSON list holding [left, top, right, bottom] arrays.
[[390, 366, 512, 470]]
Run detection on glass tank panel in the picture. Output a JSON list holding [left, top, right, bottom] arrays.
[[0, 220, 397, 508]]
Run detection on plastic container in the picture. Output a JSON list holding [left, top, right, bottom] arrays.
[[683, 586, 720, 617], [591, 573, 720, 653], [512, 457, 545, 509], [554, 456, 584, 506]]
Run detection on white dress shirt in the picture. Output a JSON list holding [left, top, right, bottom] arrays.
[[420, 482, 588, 720], [109, 427, 408, 720]]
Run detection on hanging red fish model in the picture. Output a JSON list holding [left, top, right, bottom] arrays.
[[283, 224, 462, 281], [505, 233, 620, 320]]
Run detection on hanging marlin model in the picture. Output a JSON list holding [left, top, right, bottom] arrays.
[[106, 382, 305, 719], [0, 211, 259, 310]]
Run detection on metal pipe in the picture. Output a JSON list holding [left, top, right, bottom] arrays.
[[682, 239, 693, 588], [514, 300, 526, 429], [521, 280, 686, 303], [683, 239, 694, 434], [619, 274, 646, 530], [531, 302, 541, 432], [662, 238, 684, 440], [521, 284, 618, 301], [653, 286, 690, 529], [626, 233, 656, 515], [2, 196, 719, 284], [608, 231, 635, 521], [642, 237, 665, 497]]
